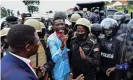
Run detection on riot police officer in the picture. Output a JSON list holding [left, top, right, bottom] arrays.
[[116, 14, 131, 35], [91, 23, 101, 38], [113, 11, 126, 35], [99, 10, 105, 23], [106, 19, 133, 80], [97, 18, 123, 80], [70, 18, 100, 80], [113, 11, 125, 26]]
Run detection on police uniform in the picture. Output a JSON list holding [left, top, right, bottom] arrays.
[[70, 18, 100, 80]]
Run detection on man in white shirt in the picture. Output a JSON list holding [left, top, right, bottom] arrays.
[[1, 24, 40, 80]]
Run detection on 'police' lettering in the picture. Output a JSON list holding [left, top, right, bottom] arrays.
[[101, 52, 114, 59]]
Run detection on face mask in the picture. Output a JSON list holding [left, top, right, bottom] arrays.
[[76, 32, 86, 39]]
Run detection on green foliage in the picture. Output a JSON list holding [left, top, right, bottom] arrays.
[[116, 5, 133, 14], [1, 7, 14, 18], [128, 1, 133, 5], [23, 0, 40, 13], [1, 7, 8, 18]]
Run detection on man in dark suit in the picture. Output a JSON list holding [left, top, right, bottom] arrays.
[[1, 24, 40, 80]]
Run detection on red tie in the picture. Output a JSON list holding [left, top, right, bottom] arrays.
[[29, 61, 32, 67]]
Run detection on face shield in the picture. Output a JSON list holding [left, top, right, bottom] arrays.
[[104, 29, 113, 36]]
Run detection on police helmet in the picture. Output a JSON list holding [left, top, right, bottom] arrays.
[[91, 23, 101, 32], [39, 22, 46, 29], [24, 19, 42, 32], [94, 9, 99, 14], [101, 18, 118, 29], [70, 13, 81, 22], [75, 18, 91, 33], [107, 15, 114, 19], [91, 23, 101, 36], [101, 18, 118, 36], [99, 10, 105, 15], [113, 11, 125, 21], [0, 28, 10, 37]]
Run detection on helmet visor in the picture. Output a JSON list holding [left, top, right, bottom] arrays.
[[104, 29, 113, 36]]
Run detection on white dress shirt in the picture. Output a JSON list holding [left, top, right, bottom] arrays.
[[9, 52, 38, 78]]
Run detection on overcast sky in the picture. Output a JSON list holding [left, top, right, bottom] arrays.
[[1, 0, 112, 15]]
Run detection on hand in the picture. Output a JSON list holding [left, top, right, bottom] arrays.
[[21, 13, 25, 19], [60, 34, 68, 49], [33, 66, 45, 76], [106, 67, 116, 76], [70, 73, 84, 80], [20, 13, 25, 24], [79, 47, 86, 60], [44, 73, 50, 80]]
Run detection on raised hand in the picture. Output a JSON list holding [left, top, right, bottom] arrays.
[[70, 73, 84, 80], [79, 47, 86, 60]]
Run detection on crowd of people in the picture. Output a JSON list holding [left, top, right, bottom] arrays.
[[1, 7, 133, 80]]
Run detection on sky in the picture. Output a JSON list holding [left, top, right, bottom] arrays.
[[1, 0, 112, 15]]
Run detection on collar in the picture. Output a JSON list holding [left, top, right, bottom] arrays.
[[9, 52, 31, 65]]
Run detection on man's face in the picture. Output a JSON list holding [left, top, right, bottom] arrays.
[[27, 32, 40, 57], [104, 29, 113, 36], [53, 19, 65, 33]]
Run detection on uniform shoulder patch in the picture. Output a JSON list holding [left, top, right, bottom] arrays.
[[93, 48, 99, 52]]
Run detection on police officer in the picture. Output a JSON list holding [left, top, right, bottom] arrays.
[[113, 11, 126, 34], [116, 14, 131, 35], [124, 14, 131, 24], [106, 19, 133, 80], [70, 18, 100, 80], [91, 23, 101, 38], [99, 10, 105, 23], [1, 28, 10, 58], [70, 13, 81, 29], [97, 18, 123, 80], [113, 11, 125, 26]]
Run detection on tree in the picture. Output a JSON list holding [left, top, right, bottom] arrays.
[[7, 9, 11, 16], [1, 7, 8, 18], [23, 0, 40, 13]]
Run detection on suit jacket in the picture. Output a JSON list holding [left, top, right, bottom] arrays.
[[1, 53, 38, 80]]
